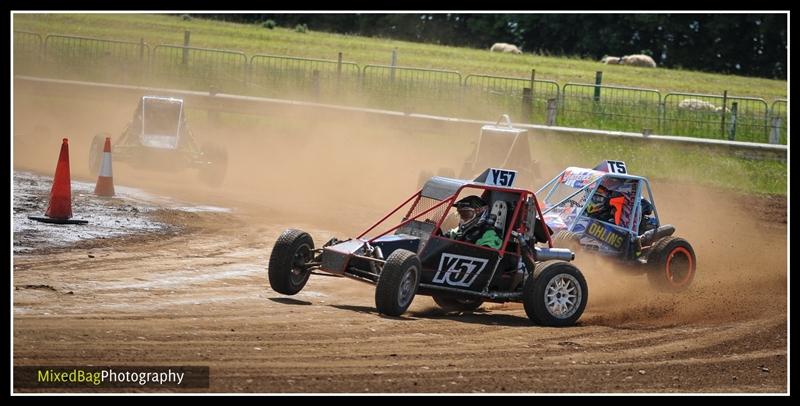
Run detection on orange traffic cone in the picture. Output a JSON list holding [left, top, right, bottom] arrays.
[[94, 137, 115, 197], [28, 138, 89, 225]]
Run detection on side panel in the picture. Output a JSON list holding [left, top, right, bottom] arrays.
[[575, 218, 630, 255], [419, 236, 500, 292]]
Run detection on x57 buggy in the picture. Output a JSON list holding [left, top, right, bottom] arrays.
[[88, 96, 228, 187], [269, 168, 588, 326], [536, 160, 697, 291]]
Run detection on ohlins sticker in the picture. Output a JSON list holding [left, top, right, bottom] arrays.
[[433, 254, 489, 287], [587, 221, 625, 249]]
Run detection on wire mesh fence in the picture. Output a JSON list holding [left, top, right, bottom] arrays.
[[12, 32, 788, 145], [662, 93, 770, 143], [13, 31, 43, 75], [42, 34, 149, 85], [151, 45, 248, 94], [360, 65, 463, 115], [462, 74, 560, 124], [560, 83, 662, 133], [249, 54, 360, 104]]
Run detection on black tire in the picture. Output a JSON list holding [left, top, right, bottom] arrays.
[[523, 260, 588, 327], [647, 236, 696, 292], [432, 295, 484, 311], [268, 229, 315, 295], [375, 249, 421, 316], [89, 134, 107, 176], [198, 143, 228, 187]]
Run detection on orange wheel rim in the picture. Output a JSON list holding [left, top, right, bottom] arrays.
[[665, 246, 694, 287]]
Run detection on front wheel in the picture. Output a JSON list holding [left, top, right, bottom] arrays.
[[268, 229, 315, 295], [647, 236, 696, 292], [432, 295, 484, 311], [375, 249, 421, 316], [523, 261, 588, 327]]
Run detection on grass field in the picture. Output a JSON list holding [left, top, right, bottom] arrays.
[[13, 13, 787, 100]]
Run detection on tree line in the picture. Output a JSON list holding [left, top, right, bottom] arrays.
[[194, 14, 787, 80]]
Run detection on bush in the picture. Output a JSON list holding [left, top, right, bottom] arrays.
[[294, 23, 307, 33], [181, 14, 192, 21], [261, 19, 276, 29]]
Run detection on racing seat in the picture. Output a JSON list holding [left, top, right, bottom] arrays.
[[490, 200, 509, 237]]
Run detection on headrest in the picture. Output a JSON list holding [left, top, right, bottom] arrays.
[[490, 201, 508, 230]]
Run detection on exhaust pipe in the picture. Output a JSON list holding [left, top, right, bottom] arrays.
[[638, 225, 676, 247], [535, 247, 575, 262]]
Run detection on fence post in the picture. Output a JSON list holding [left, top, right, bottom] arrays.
[[593, 71, 603, 102], [312, 69, 320, 101], [337, 52, 342, 82], [769, 116, 782, 144], [335, 52, 343, 96], [522, 88, 533, 123], [546, 98, 558, 126], [390, 48, 397, 82], [728, 102, 738, 140], [720, 90, 728, 138], [139, 38, 145, 61], [182, 30, 191, 65]]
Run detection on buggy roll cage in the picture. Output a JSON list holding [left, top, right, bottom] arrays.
[[356, 178, 553, 258], [536, 170, 661, 236]]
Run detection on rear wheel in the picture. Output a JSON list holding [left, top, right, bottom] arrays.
[[647, 236, 696, 292], [375, 249, 421, 316], [523, 261, 587, 327], [268, 229, 315, 295], [432, 295, 484, 311]]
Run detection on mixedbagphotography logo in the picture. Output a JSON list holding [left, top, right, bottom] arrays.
[[14, 366, 209, 389]]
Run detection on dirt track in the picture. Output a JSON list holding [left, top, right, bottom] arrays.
[[12, 85, 787, 393]]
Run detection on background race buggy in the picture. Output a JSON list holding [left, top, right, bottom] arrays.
[[537, 160, 697, 291], [269, 168, 588, 326], [418, 115, 539, 190], [89, 96, 228, 187]]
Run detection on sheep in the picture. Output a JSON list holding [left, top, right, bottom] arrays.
[[678, 98, 728, 113], [620, 54, 657, 68], [490, 43, 522, 54], [600, 55, 621, 64]]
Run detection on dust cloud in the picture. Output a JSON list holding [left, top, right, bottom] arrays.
[[13, 78, 787, 329]]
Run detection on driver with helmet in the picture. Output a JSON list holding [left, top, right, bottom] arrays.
[[585, 184, 625, 225], [444, 195, 503, 249]]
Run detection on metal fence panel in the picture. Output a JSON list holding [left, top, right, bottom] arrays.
[[151, 45, 248, 94], [13, 31, 43, 75], [360, 65, 462, 115], [249, 54, 360, 104], [560, 83, 661, 133], [463, 75, 559, 124], [769, 99, 788, 145], [43, 34, 149, 85], [662, 93, 770, 143]]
